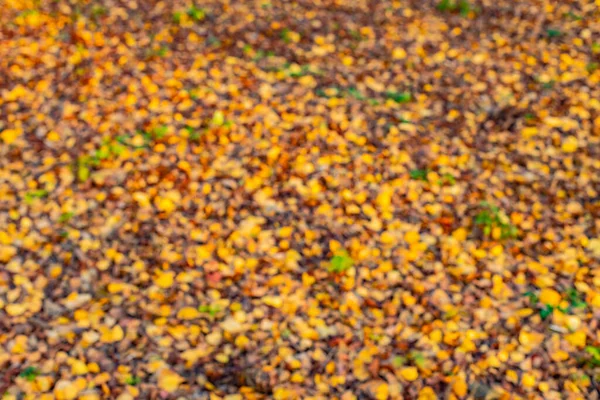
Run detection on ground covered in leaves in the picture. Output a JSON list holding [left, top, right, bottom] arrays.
[[1, 0, 600, 399]]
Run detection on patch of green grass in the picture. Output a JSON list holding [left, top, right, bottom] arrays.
[[25, 189, 49, 204], [185, 126, 203, 141], [563, 12, 582, 21], [328, 253, 354, 273], [437, 0, 478, 17], [438, 173, 456, 185], [541, 80, 556, 90], [349, 30, 365, 41], [59, 212, 75, 223], [409, 169, 429, 181], [524, 291, 539, 305], [152, 125, 168, 139], [172, 12, 182, 24], [280, 28, 291, 43], [146, 45, 168, 59], [187, 5, 205, 21], [198, 304, 220, 316], [385, 91, 411, 104], [251, 49, 275, 61], [207, 36, 221, 47], [316, 87, 366, 100], [566, 288, 587, 310], [91, 5, 107, 19], [19, 366, 40, 382], [409, 351, 426, 368], [586, 63, 599, 73], [392, 355, 406, 368], [524, 113, 536, 123], [546, 29, 562, 38], [125, 375, 141, 386], [289, 65, 311, 78], [540, 304, 553, 320], [474, 201, 518, 239], [585, 346, 600, 366], [346, 87, 365, 100]]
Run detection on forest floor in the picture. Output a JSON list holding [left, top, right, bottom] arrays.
[[1, 0, 600, 399]]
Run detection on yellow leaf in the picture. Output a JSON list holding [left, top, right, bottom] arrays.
[[212, 110, 225, 126], [374, 382, 389, 400], [561, 136, 578, 153], [452, 377, 467, 397], [71, 360, 88, 375], [111, 325, 124, 341], [6, 303, 27, 316], [522, 373, 536, 387], [54, 380, 79, 400], [418, 387, 437, 400], [1, 129, 21, 144], [521, 127, 538, 139], [539, 288, 561, 306], [157, 369, 184, 393], [177, 307, 200, 320], [550, 349, 569, 362], [155, 271, 174, 288], [132, 192, 151, 207], [400, 367, 418, 381], [392, 48, 407, 60], [155, 196, 176, 213], [404, 231, 420, 245], [565, 331, 586, 348]]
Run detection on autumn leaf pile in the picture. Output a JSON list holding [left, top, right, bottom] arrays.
[[1, 0, 600, 399]]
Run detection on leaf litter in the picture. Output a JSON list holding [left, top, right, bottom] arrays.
[[1, 0, 600, 399]]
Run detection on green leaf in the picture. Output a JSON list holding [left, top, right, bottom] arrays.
[[96, 146, 110, 160], [392, 355, 406, 368], [116, 135, 129, 145], [385, 91, 411, 103], [78, 165, 90, 182], [25, 189, 49, 203], [125, 375, 141, 386], [187, 5, 205, 21], [585, 346, 600, 360], [328, 253, 354, 273], [409, 169, 428, 181], [563, 12, 582, 21], [436, 0, 453, 12], [172, 12, 181, 24], [524, 291, 538, 304], [410, 351, 426, 368], [153, 125, 168, 139], [110, 143, 125, 156], [346, 87, 365, 100], [280, 28, 291, 43], [59, 212, 74, 223], [19, 366, 40, 382], [546, 29, 562, 38], [212, 111, 225, 127], [567, 288, 587, 309], [442, 173, 456, 185], [540, 305, 553, 320]]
